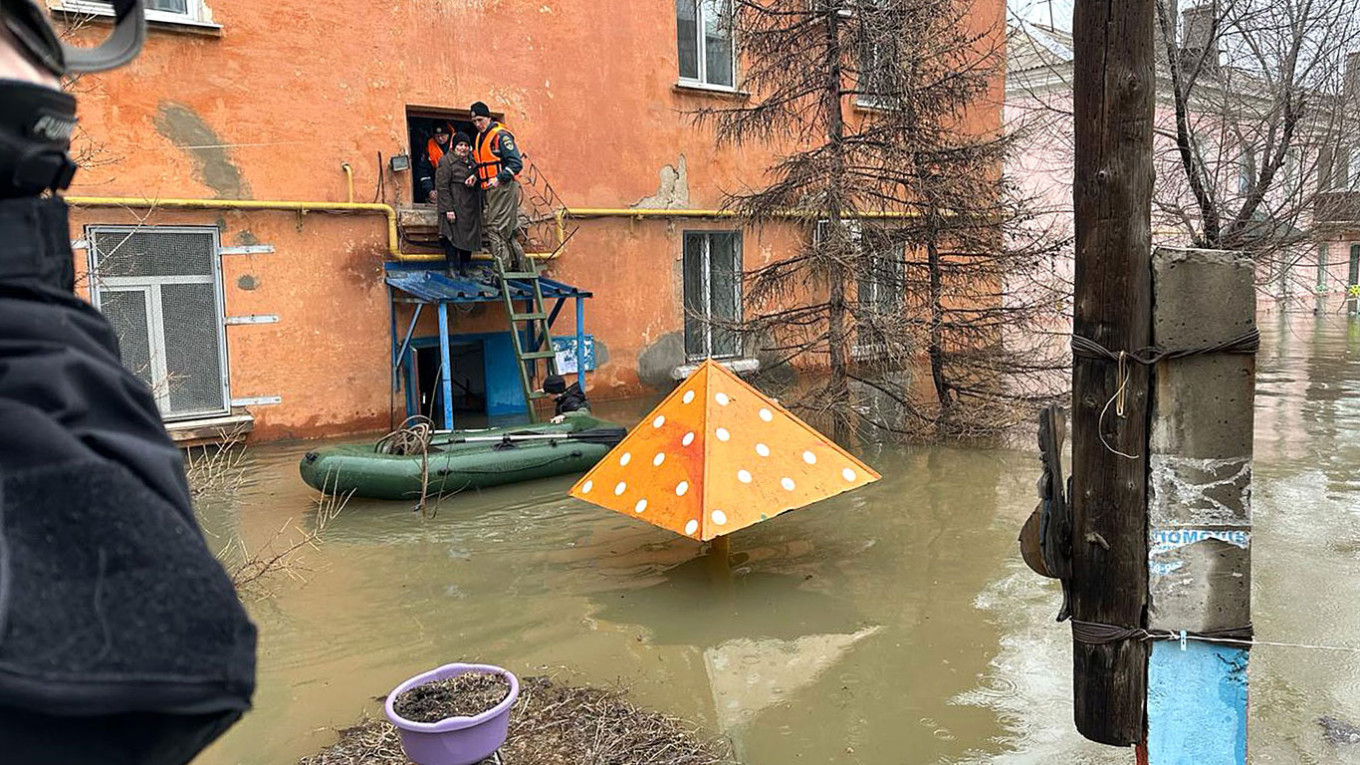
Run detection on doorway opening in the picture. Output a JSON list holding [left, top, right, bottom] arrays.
[[414, 341, 487, 428], [406, 108, 478, 204]]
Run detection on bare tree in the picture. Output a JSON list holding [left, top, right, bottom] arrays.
[[694, 0, 1066, 439], [1154, 0, 1360, 267]]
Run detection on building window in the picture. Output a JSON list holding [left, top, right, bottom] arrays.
[[1321, 146, 1352, 191], [856, 233, 901, 349], [856, 3, 897, 108], [683, 231, 743, 361], [1237, 149, 1254, 194], [816, 221, 902, 352], [88, 226, 230, 420], [677, 0, 736, 89], [54, 0, 216, 26]]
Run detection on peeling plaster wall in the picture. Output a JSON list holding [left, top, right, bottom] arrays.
[[634, 156, 690, 209], [64, 0, 1005, 440]]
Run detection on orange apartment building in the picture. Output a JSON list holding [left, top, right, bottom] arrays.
[[53, 0, 1004, 442]]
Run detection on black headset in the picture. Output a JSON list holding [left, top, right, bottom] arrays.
[[0, 1, 146, 196], [2, 0, 145, 76]]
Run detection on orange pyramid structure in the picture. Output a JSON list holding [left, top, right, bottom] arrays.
[[569, 360, 880, 541]]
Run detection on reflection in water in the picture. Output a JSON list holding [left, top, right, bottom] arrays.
[[194, 315, 1360, 765], [705, 627, 882, 748]]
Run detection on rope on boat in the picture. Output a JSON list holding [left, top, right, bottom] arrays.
[[375, 415, 435, 456], [374, 415, 438, 517]]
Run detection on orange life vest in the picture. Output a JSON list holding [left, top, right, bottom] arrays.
[[425, 123, 455, 171], [473, 123, 517, 189]]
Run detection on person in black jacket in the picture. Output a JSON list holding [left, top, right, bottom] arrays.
[[0, 5, 255, 763], [543, 374, 590, 423]]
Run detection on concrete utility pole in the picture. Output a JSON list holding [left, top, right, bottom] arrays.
[[1145, 249, 1254, 764], [1069, 0, 1156, 747]]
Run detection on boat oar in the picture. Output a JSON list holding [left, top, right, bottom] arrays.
[[446, 428, 627, 447]]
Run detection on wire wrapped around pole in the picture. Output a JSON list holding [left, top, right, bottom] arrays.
[[1071, 329, 1260, 366]]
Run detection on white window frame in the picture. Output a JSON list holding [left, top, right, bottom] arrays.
[[51, 0, 219, 30], [677, 0, 738, 91], [682, 231, 744, 362], [87, 225, 231, 420]]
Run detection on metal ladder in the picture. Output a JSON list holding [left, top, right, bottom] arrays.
[[496, 259, 557, 419]]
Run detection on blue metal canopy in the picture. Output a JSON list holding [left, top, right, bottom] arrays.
[[385, 260, 592, 431], [384, 261, 593, 303]]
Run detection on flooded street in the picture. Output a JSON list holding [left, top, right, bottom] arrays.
[[196, 314, 1360, 765]]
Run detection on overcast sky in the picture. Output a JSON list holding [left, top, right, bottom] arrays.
[[1009, 0, 1073, 31]]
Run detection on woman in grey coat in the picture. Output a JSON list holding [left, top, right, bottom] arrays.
[[435, 132, 482, 274]]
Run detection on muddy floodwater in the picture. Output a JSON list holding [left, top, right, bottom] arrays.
[[196, 313, 1360, 765]]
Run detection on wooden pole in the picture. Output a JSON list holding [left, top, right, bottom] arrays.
[[1070, 0, 1156, 746]]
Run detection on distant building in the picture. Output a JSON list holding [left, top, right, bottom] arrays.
[[1006, 4, 1360, 317]]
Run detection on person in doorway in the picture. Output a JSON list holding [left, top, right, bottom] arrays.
[[421, 121, 454, 203], [468, 101, 526, 272], [543, 374, 590, 423], [435, 132, 481, 275]]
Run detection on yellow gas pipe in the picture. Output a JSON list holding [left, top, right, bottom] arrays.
[[563, 208, 925, 219], [61, 195, 925, 264], [63, 195, 430, 259]]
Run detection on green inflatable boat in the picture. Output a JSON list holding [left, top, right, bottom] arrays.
[[299, 415, 626, 501]]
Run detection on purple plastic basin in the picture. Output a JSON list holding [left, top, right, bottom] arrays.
[[384, 663, 520, 765]]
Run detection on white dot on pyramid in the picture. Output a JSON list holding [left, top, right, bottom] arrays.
[[759, 408, 773, 422], [755, 443, 770, 457], [653, 452, 666, 466], [582, 480, 593, 494], [682, 432, 695, 446], [685, 519, 698, 535], [715, 392, 730, 406], [737, 470, 752, 483], [676, 481, 689, 496], [653, 415, 666, 428], [712, 510, 728, 525], [781, 477, 795, 491], [716, 428, 730, 442], [615, 482, 627, 495], [803, 451, 817, 464], [620, 452, 631, 466], [683, 390, 695, 404], [635, 499, 647, 513]]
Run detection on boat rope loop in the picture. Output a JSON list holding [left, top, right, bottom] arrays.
[[1069, 329, 1260, 459], [375, 415, 435, 456]]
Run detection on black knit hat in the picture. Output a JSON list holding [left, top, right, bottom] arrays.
[[453, 132, 472, 147], [470, 101, 492, 118], [432, 123, 450, 135], [543, 374, 567, 394]]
